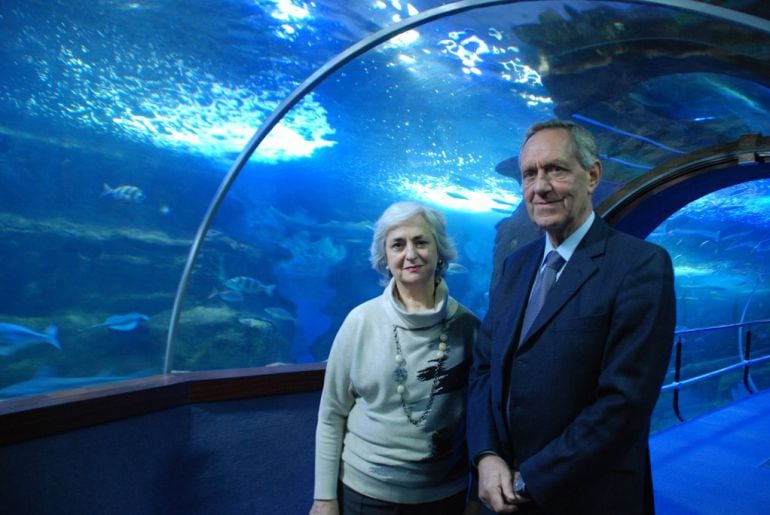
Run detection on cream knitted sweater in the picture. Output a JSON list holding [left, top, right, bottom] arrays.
[[314, 278, 479, 503]]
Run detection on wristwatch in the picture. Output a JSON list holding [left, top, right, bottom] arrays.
[[514, 474, 530, 499]]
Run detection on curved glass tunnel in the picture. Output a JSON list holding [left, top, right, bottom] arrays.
[[1, 0, 769, 431]]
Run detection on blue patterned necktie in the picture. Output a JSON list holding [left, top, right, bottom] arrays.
[[520, 250, 566, 343]]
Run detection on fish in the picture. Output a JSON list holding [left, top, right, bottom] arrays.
[[86, 313, 150, 331], [272, 234, 348, 278], [446, 262, 469, 274], [224, 276, 276, 296], [492, 198, 517, 207], [264, 307, 295, 322], [100, 183, 146, 203], [237, 317, 273, 330], [446, 191, 469, 200], [0, 323, 61, 356], [209, 288, 245, 303], [261, 206, 372, 243]]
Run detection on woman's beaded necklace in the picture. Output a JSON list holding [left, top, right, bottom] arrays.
[[392, 319, 451, 426]]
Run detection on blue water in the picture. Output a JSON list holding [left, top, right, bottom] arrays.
[[1, 0, 769, 404]]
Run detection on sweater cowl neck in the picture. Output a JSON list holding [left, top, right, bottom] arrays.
[[384, 277, 458, 330]]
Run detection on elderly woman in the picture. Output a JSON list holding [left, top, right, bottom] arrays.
[[310, 201, 480, 515]]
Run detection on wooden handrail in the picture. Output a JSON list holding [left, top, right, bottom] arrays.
[[0, 363, 325, 447]]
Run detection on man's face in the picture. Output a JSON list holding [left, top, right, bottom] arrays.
[[519, 127, 601, 245]]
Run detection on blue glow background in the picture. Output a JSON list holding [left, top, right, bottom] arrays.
[[1, 0, 769, 413]]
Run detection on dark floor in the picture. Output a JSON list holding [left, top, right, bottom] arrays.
[[650, 389, 770, 514]]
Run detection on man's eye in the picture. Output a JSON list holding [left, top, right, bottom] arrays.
[[549, 167, 569, 178]]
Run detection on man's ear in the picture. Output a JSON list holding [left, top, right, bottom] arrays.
[[587, 159, 602, 193]]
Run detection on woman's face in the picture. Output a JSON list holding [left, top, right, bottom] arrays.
[[385, 214, 438, 291]]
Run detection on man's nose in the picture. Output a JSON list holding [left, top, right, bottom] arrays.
[[532, 170, 552, 193]]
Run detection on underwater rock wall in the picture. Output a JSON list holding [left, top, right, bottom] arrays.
[[0, 212, 293, 396]]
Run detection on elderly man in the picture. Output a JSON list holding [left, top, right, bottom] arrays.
[[468, 119, 675, 514]]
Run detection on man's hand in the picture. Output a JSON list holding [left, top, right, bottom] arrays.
[[478, 455, 518, 513]]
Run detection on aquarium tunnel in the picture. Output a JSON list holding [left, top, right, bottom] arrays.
[[2, 1, 770, 513]]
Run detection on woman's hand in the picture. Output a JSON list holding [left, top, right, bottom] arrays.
[[309, 499, 339, 515]]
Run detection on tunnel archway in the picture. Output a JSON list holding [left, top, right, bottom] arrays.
[[599, 133, 770, 237], [162, 0, 770, 372]]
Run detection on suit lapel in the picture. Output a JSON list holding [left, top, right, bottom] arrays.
[[518, 218, 609, 351], [496, 241, 543, 364]]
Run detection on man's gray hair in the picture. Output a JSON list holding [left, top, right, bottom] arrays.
[[520, 119, 599, 171]]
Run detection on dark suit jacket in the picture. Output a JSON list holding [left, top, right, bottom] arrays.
[[468, 217, 675, 515]]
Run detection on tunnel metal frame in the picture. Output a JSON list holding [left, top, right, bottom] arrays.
[[598, 133, 770, 234], [162, 0, 770, 373]]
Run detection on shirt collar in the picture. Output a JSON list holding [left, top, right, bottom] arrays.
[[543, 211, 595, 264]]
